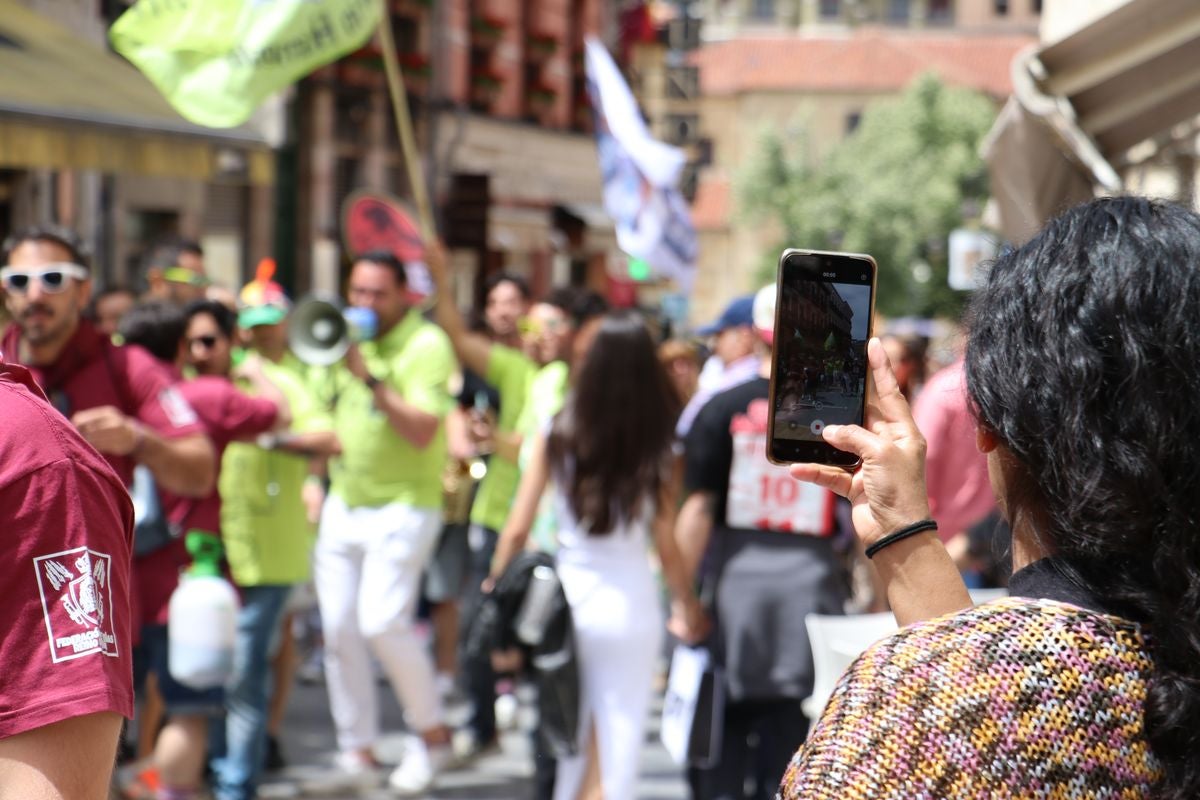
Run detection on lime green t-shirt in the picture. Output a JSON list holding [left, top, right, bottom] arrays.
[[517, 360, 570, 458], [470, 345, 537, 531], [330, 310, 454, 509], [220, 358, 331, 587], [518, 361, 570, 552]]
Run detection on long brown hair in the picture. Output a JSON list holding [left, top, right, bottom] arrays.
[[547, 311, 681, 534]]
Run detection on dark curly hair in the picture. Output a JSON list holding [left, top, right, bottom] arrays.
[[965, 196, 1200, 800], [547, 310, 680, 534]]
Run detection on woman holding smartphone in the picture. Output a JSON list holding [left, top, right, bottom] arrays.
[[489, 310, 708, 800], [780, 197, 1200, 799]]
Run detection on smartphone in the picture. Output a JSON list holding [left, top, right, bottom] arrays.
[[767, 249, 877, 468]]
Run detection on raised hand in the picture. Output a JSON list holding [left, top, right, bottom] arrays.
[[790, 337, 971, 626], [788, 337, 931, 548]]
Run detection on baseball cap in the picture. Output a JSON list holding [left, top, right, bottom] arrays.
[[753, 284, 776, 346], [238, 304, 288, 329], [238, 257, 291, 328], [162, 266, 210, 287], [696, 295, 755, 337]]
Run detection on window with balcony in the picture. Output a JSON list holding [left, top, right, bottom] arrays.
[[567, 0, 590, 133], [664, 114, 700, 147], [334, 89, 372, 146], [468, 11, 507, 113]]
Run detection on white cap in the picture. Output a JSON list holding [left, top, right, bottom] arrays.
[[753, 283, 776, 345]]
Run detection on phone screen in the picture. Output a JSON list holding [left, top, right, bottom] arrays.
[[768, 250, 876, 467]]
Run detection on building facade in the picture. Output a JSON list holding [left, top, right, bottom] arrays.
[[699, 0, 1040, 40], [292, 0, 621, 309], [683, 3, 1034, 323], [2, 0, 277, 294]]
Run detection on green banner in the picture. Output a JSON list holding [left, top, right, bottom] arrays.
[[110, 0, 381, 128]]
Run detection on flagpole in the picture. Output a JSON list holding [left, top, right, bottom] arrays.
[[376, 0, 436, 243]]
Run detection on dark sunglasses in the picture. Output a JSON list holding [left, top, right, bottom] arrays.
[[189, 335, 220, 350], [0, 263, 88, 294]]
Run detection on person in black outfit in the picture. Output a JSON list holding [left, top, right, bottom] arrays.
[[676, 286, 848, 799]]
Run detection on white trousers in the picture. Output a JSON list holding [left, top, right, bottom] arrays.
[[314, 494, 443, 751], [553, 552, 663, 800]]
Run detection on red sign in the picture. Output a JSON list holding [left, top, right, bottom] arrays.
[[342, 190, 425, 263]]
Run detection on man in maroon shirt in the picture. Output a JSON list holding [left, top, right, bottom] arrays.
[[119, 299, 289, 800], [0, 359, 135, 799], [0, 225, 215, 496]]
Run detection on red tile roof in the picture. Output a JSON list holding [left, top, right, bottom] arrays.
[[691, 176, 731, 231], [693, 33, 1034, 98]]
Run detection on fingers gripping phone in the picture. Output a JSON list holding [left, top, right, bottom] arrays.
[[767, 249, 876, 468]]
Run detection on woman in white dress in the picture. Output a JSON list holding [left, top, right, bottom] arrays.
[[490, 310, 708, 800]]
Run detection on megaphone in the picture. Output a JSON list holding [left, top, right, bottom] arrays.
[[289, 295, 379, 366]]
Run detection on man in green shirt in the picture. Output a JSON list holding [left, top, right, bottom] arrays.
[[423, 272, 530, 724], [426, 248, 606, 772], [312, 250, 456, 795], [212, 290, 340, 799]]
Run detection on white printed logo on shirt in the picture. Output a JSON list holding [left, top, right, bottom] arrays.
[[34, 547, 119, 663], [160, 385, 199, 428], [727, 399, 833, 535]]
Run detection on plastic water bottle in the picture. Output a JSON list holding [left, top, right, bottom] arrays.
[[167, 532, 238, 689], [514, 565, 559, 647]]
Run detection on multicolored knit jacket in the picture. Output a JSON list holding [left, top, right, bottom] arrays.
[[779, 597, 1163, 799]]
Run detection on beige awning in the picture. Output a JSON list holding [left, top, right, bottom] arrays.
[[983, 0, 1200, 243], [0, 0, 274, 185], [488, 205, 551, 253], [434, 110, 604, 208]]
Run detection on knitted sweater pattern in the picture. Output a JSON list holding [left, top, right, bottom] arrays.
[[779, 597, 1162, 799]]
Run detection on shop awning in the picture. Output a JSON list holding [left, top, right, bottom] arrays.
[[0, 0, 274, 185], [982, 0, 1200, 243]]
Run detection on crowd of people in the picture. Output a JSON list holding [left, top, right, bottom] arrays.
[[3, 194, 1199, 800]]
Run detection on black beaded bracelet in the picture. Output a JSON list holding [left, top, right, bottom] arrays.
[[865, 519, 939, 559]]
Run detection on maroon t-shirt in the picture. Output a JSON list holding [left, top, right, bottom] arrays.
[[135, 374, 279, 627], [0, 320, 205, 486], [0, 362, 135, 738]]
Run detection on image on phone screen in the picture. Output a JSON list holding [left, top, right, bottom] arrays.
[[770, 251, 875, 465]]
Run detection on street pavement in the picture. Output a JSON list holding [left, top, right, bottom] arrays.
[[259, 677, 689, 800]]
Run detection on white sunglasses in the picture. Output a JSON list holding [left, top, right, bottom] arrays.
[[0, 263, 89, 294]]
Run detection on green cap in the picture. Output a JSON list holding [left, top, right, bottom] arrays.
[[162, 266, 210, 287], [185, 531, 224, 577], [238, 304, 287, 329]]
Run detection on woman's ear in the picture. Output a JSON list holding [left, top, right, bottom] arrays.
[[976, 426, 999, 454]]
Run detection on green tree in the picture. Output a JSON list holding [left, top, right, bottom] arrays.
[[737, 73, 997, 318]]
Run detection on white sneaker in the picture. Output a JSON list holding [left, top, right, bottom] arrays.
[[333, 750, 383, 788], [494, 692, 519, 731], [451, 727, 501, 763], [387, 739, 450, 796]]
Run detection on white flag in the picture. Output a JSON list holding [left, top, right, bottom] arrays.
[[585, 38, 697, 291]]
